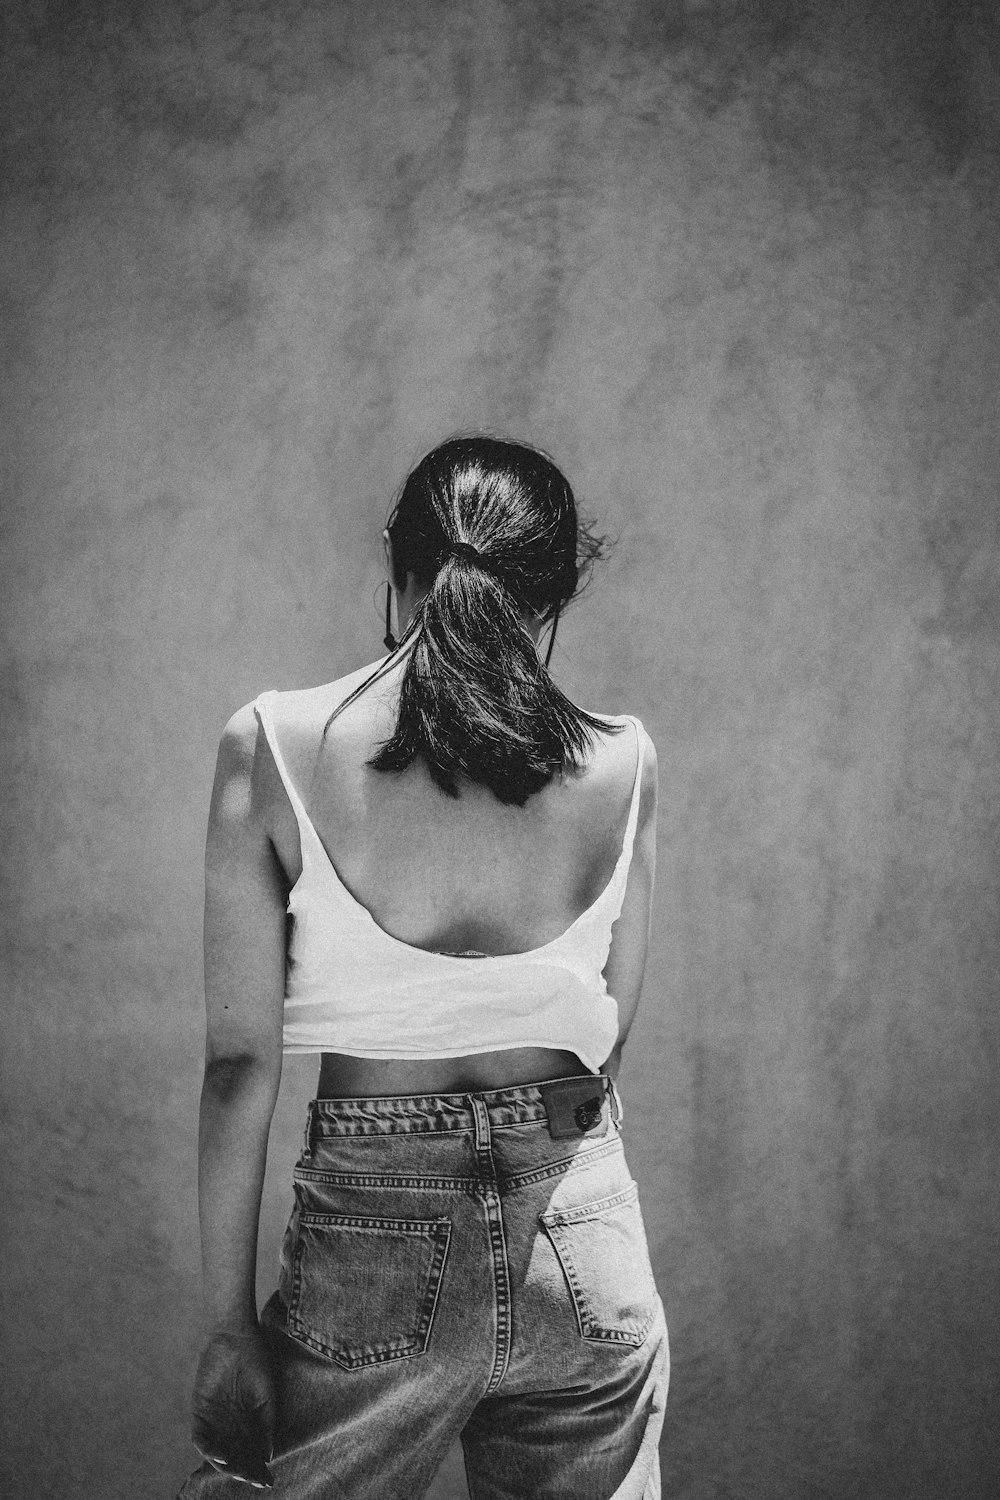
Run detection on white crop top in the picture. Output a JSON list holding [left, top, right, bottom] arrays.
[[254, 690, 647, 1074]]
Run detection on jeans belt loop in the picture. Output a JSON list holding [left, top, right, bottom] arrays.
[[302, 1101, 315, 1162]]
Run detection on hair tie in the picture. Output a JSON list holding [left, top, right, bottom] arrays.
[[440, 539, 515, 590], [446, 541, 485, 566]]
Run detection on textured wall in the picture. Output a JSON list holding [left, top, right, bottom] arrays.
[[1, 2, 998, 1496]]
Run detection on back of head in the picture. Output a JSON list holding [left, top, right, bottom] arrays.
[[372, 436, 617, 806]]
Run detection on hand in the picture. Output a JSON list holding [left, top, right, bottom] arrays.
[[191, 1325, 276, 1489]]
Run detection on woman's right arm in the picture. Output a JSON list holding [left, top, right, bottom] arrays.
[[192, 703, 287, 1489], [600, 727, 658, 1079]]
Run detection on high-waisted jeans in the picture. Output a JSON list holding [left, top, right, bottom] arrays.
[[180, 1074, 668, 1499]]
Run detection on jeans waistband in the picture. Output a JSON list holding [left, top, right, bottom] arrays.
[[302, 1073, 623, 1152]]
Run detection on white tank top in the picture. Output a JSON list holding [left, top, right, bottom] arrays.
[[254, 690, 647, 1074]]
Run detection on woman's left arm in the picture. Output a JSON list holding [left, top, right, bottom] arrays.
[[601, 728, 658, 1079]]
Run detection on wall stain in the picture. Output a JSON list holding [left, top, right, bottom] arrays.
[[241, 164, 295, 237]]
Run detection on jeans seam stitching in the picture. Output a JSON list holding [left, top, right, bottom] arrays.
[[295, 1169, 479, 1191], [501, 1138, 623, 1192]]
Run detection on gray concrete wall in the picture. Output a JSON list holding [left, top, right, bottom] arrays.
[[2, 2, 998, 1495]]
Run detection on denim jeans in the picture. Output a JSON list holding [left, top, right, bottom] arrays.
[[180, 1075, 668, 1499]]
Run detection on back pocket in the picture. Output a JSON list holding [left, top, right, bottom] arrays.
[[288, 1213, 452, 1368], [541, 1182, 658, 1347]]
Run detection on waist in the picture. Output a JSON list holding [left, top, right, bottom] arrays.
[[316, 1046, 594, 1099], [302, 1071, 623, 1148]]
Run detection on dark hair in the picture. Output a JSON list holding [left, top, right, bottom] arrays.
[[332, 436, 620, 805]]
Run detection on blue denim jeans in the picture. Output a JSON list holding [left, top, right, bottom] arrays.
[[181, 1075, 668, 1499]]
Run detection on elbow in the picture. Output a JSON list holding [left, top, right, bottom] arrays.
[[202, 1049, 280, 1106]]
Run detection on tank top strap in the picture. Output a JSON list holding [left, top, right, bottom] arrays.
[[569, 715, 647, 936], [614, 716, 647, 878], [253, 690, 322, 856]]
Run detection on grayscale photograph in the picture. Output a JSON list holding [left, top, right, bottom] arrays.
[[1, 2, 998, 1497]]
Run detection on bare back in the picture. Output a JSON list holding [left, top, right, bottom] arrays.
[[258, 657, 657, 1094]]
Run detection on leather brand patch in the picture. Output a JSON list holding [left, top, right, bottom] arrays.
[[540, 1077, 610, 1140]]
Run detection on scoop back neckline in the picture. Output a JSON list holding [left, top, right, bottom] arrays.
[[257, 690, 642, 965]]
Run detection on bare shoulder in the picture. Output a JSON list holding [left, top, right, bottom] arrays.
[[563, 714, 657, 854], [259, 660, 387, 735], [214, 700, 263, 780], [585, 714, 657, 799], [225, 660, 390, 800], [635, 721, 658, 830], [207, 702, 270, 849], [628, 716, 658, 812]]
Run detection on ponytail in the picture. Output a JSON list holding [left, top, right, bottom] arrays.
[[329, 437, 621, 806], [371, 548, 613, 805]]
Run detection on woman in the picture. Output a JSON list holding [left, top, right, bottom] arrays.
[[182, 437, 667, 1500]]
